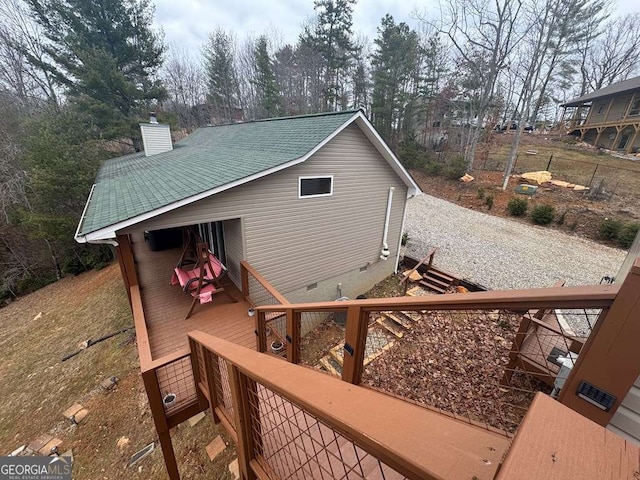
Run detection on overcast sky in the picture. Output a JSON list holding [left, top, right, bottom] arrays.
[[154, 0, 640, 55]]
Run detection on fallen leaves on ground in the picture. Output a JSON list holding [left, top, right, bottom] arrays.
[[363, 310, 549, 433]]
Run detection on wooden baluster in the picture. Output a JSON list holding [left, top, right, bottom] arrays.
[[342, 305, 368, 385], [255, 310, 267, 353], [286, 308, 301, 364], [188, 338, 209, 412], [241, 261, 249, 302], [228, 363, 258, 480], [202, 349, 220, 424]]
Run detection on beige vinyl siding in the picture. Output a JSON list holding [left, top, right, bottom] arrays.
[[122, 123, 408, 296], [222, 218, 244, 287], [608, 376, 640, 446]]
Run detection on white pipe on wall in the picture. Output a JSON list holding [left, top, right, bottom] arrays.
[[380, 187, 395, 260]]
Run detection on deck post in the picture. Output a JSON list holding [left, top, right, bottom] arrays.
[[114, 244, 131, 304], [241, 262, 249, 302], [142, 369, 180, 480], [286, 308, 300, 364], [342, 305, 368, 385], [255, 311, 267, 353], [115, 234, 139, 307], [202, 349, 221, 423], [116, 234, 138, 287], [228, 363, 257, 480], [188, 338, 209, 412], [559, 259, 640, 426]]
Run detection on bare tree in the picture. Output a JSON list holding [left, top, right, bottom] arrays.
[[529, 0, 607, 121], [428, 0, 525, 169], [0, 0, 59, 105], [501, 0, 607, 190], [577, 14, 640, 96], [162, 44, 205, 128], [235, 35, 258, 120]]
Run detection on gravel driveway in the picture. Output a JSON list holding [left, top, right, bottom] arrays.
[[405, 194, 626, 291]]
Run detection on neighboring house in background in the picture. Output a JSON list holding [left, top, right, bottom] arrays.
[[561, 76, 640, 153], [75, 110, 419, 304]]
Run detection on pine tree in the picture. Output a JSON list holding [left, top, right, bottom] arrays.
[[24, 0, 165, 140], [306, 0, 357, 111], [203, 28, 240, 123], [351, 43, 369, 109], [370, 14, 420, 147], [252, 36, 280, 119]]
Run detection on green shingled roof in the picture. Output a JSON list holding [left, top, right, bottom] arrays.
[[77, 110, 359, 237]]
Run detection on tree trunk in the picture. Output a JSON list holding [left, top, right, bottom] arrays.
[[502, 124, 525, 190]]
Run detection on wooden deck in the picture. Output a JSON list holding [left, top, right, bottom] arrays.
[[130, 233, 255, 360], [497, 393, 640, 479]]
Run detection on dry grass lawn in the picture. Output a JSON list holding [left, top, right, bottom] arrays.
[[0, 263, 235, 479], [483, 133, 640, 200]]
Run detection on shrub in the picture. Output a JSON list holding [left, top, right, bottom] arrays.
[[398, 132, 424, 169], [477, 187, 485, 200], [507, 197, 528, 217], [618, 222, 640, 249], [599, 218, 623, 241], [424, 160, 443, 175], [485, 194, 494, 210], [401, 232, 410, 246], [16, 274, 55, 295], [530, 204, 555, 225], [442, 155, 467, 180]]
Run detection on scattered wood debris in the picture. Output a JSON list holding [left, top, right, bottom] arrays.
[[229, 458, 240, 479], [206, 436, 226, 461], [27, 434, 63, 455], [187, 412, 206, 427], [100, 376, 119, 391], [460, 173, 474, 183], [521, 171, 552, 185], [62, 403, 89, 424]]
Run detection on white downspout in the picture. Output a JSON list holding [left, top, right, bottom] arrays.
[[380, 187, 395, 260], [394, 198, 408, 272]]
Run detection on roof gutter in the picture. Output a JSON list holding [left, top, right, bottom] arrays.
[[74, 184, 95, 244], [74, 184, 119, 246]]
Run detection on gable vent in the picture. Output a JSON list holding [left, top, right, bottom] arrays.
[[140, 120, 173, 157]]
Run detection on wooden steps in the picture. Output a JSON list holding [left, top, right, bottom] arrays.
[[420, 267, 456, 293], [376, 317, 404, 338], [402, 250, 461, 295]]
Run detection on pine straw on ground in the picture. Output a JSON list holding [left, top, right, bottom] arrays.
[[362, 310, 550, 433], [0, 264, 235, 479]]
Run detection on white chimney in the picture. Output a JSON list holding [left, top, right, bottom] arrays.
[[140, 116, 172, 156]]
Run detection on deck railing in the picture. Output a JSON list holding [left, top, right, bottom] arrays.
[[255, 283, 620, 434], [399, 247, 437, 295], [188, 332, 510, 480], [241, 260, 289, 308]]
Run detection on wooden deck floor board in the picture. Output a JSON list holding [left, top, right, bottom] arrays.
[[130, 232, 256, 360]]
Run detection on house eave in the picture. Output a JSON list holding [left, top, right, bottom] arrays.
[[75, 110, 421, 242]]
